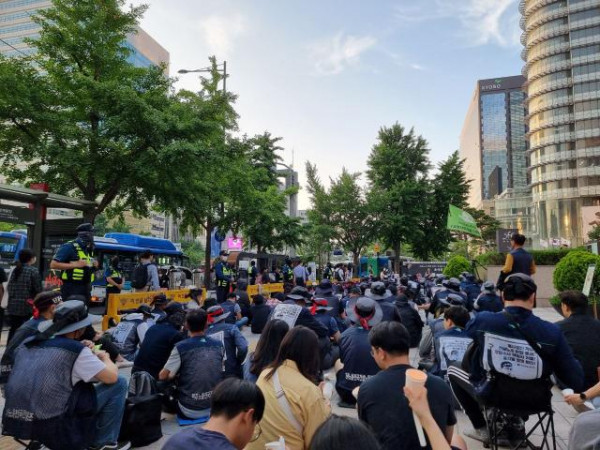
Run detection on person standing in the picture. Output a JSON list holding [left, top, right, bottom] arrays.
[[215, 251, 232, 304], [50, 223, 97, 304], [293, 259, 308, 287], [248, 261, 257, 285], [6, 249, 42, 344], [497, 233, 536, 289], [105, 256, 124, 298], [132, 251, 160, 292]]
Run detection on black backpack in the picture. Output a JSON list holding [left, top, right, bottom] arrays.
[[131, 264, 149, 289]]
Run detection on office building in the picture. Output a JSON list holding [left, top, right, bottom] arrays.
[[460, 76, 531, 235], [521, 0, 600, 245], [0, 1, 169, 69]]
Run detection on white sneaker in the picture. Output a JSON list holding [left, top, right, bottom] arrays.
[[116, 360, 133, 369]]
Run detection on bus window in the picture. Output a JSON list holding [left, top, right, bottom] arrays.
[[0, 236, 20, 265]]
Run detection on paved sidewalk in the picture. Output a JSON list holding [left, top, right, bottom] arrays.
[[0, 307, 580, 449]]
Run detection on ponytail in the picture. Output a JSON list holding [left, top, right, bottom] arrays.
[[11, 248, 35, 281]]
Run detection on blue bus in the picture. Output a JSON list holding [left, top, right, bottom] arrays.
[[0, 230, 28, 270]]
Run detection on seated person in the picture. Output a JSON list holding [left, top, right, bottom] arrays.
[[249, 295, 271, 334], [448, 274, 584, 445], [159, 309, 225, 420], [474, 281, 503, 313], [567, 408, 600, 450], [3, 300, 129, 450], [206, 305, 248, 379], [365, 282, 397, 322], [393, 292, 424, 348], [557, 290, 600, 391], [312, 298, 341, 370], [133, 302, 187, 379], [222, 292, 249, 329], [163, 379, 265, 450], [336, 297, 382, 408], [418, 294, 467, 370], [186, 287, 203, 310], [244, 319, 289, 383], [150, 293, 169, 319], [110, 304, 153, 361], [357, 321, 457, 450], [0, 291, 63, 385], [430, 305, 472, 380]]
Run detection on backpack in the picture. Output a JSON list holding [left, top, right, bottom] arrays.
[[120, 372, 162, 447], [131, 264, 149, 289]]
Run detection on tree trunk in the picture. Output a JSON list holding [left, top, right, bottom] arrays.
[[353, 251, 359, 270], [84, 209, 98, 224], [393, 241, 401, 274], [204, 219, 213, 289]]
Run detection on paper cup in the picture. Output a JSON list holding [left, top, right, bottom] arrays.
[[405, 369, 428, 447]]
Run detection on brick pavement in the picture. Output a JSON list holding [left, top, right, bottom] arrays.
[[0, 308, 582, 449]]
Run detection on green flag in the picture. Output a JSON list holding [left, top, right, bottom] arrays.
[[447, 205, 482, 238]]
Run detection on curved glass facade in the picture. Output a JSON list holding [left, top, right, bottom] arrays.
[[522, 0, 600, 244]]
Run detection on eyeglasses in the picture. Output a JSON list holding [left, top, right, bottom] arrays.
[[370, 347, 378, 357], [250, 422, 262, 442]]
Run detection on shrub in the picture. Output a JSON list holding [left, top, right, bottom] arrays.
[[476, 248, 580, 267], [476, 252, 504, 266], [443, 255, 472, 278], [553, 250, 600, 296]]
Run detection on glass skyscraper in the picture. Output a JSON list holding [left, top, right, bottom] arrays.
[[0, 0, 169, 69], [521, 0, 600, 245], [460, 76, 529, 209]]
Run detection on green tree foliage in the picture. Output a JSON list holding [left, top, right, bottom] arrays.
[[553, 250, 600, 293], [181, 240, 205, 268], [0, 0, 184, 222], [412, 151, 471, 260], [443, 255, 472, 278], [306, 163, 377, 266], [366, 124, 430, 271], [589, 226, 600, 241], [94, 213, 132, 235]]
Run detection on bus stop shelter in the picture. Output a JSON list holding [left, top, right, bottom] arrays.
[[0, 183, 97, 269]]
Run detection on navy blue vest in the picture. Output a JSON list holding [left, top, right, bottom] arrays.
[[206, 322, 242, 377], [112, 317, 143, 361], [509, 248, 534, 276], [176, 336, 224, 411], [3, 337, 85, 439]]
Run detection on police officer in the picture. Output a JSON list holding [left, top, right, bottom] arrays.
[[105, 256, 123, 297], [50, 223, 97, 305], [281, 258, 293, 284], [322, 262, 333, 280], [214, 251, 232, 304], [248, 261, 257, 285]]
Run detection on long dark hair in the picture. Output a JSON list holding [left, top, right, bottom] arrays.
[[309, 415, 381, 450], [250, 319, 289, 376], [11, 248, 35, 281], [266, 326, 320, 383]]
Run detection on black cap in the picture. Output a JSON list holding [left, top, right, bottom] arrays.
[[287, 286, 311, 301], [164, 302, 184, 315], [252, 294, 265, 304], [219, 250, 229, 256], [33, 291, 63, 310], [137, 304, 153, 316], [76, 223, 95, 233], [153, 294, 168, 305]]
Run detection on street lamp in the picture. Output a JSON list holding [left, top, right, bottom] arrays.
[[177, 61, 227, 92]]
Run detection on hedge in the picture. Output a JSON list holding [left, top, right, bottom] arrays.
[[553, 250, 600, 295], [443, 255, 472, 278], [476, 248, 582, 266]]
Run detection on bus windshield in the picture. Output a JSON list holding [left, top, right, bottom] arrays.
[[0, 236, 19, 262]]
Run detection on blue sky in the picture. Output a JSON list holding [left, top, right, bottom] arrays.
[[130, 0, 524, 208]]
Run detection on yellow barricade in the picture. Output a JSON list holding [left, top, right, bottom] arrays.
[[103, 289, 192, 330], [247, 283, 284, 297]]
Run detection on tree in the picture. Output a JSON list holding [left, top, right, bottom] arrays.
[[94, 213, 132, 235], [367, 123, 431, 271], [306, 163, 377, 266], [0, 0, 200, 222], [411, 151, 471, 260], [464, 207, 500, 248]]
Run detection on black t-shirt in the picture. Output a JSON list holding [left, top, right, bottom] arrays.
[[250, 304, 272, 334], [163, 428, 235, 450], [133, 322, 186, 379], [0, 267, 7, 284], [338, 326, 380, 392], [358, 364, 456, 450]]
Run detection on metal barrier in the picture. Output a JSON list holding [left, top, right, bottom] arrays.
[[102, 283, 286, 330], [103, 289, 192, 330]]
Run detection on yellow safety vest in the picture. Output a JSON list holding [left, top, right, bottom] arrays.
[[218, 265, 232, 287], [61, 241, 94, 283]]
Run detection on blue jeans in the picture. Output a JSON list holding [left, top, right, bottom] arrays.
[[236, 317, 249, 329], [92, 375, 128, 446]]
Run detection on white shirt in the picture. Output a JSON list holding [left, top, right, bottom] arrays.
[[71, 346, 107, 385]]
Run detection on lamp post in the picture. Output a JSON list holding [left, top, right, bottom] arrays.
[[178, 61, 227, 93]]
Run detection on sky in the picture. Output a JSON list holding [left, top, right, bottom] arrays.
[[128, 0, 524, 209]]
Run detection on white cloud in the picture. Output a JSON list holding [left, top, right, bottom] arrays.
[[410, 63, 426, 71], [396, 0, 520, 47], [198, 13, 246, 58], [309, 32, 377, 76]]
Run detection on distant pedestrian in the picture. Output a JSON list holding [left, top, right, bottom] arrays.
[[7, 249, 42, 344], [498, 233, 536, 290]]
